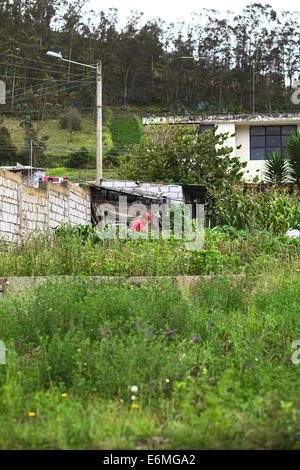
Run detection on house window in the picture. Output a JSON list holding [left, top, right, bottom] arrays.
[[250, 125, 297, 160], [198, 124, 215, 134]]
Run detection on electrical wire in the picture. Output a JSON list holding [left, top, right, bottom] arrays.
[[0, 62, 92, 78], [3, 78, 94, 102]]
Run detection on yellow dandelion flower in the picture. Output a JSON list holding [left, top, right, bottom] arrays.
[[61, 393, 68, 397], [27, 412, 36, 417], [131, 404, 139, 409]]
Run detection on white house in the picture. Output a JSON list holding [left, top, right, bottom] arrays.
[[142, 114, 300, 181]]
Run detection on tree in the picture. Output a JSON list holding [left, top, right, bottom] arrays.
[[20, 116, 48, 166], [0, 123, 17, 165], [59, 108, 82, 142], [119, 122, 246, 191]]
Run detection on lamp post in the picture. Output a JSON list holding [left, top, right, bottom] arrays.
[[46, 51, 102, 183]]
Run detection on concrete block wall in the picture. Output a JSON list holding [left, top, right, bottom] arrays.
[[0, 169, 91, 240], [102, 180, 184, 204]]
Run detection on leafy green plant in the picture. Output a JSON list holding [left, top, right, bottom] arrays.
[[0, 264, 299, 449], [264, 151, 292, 184], [286, 130, 300, 184]]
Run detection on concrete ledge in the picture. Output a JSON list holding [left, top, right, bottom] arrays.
[[0, 275, 246, 296], [0, 169, 23, 184]]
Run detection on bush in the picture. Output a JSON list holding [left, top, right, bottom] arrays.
[[286, 130, 300, 184], [67, 147, 94, 168], [264, 151, 293, 184], [212, 185, 300, 234], [59, 109, 82, 142]]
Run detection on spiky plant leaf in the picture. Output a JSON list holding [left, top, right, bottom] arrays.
[[286, 131, 300, 183], [264, 151, 293, 184]]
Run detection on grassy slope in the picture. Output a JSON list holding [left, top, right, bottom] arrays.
[[3, 116, 113, 160]]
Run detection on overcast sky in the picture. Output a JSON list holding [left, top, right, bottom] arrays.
[[87, 0, 299, 27]]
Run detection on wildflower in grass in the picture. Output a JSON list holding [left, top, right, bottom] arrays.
[[132, 404, 139, 408], [210, 380, 218, 386], [167, 335, 172, 340], [131, 302, 135, 306], [133, 322, 137, 326], [77, 348, 81, 352], [246, 365, 252, 370], [150, 381, 155, 387], [99, 327, 103, 332], [130, 385, 138, 393], [170, 330, 175, 334], [128, 308, 132, 313], [105, 333, 109, 337], [61, 393, 68, 397], [192, 336, 200, 343], [131, 395, 136, 401], [217, 371, 221, 375], [165, 378, 170, 383], [139, 324, 143, 328], [203, 368, 207, 375], [27, 412, 36, 417], [148, 329, 153, 337]]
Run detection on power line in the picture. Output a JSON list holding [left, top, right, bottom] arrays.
[[0, 62, 91, 78], [4, 78, 93, 102], [4, 80, 95, 103], [7, 55, 98, 71]]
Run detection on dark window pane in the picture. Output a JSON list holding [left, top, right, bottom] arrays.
[[266, 135, 281, 147], [199, 125, 215, 134], [266, 126, 280, 136], [250, 148, 265, 160], [251, 136, 265, 148], [281, 125, 297, 135], [251, 127, 265, 136], [266, 148, 281, 157], [282, 135, 293, 147]]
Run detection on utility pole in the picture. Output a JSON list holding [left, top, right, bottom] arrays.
[[30, 138, 33, 185], [46, 51, 102, 184], [96, 60, 102, 183]]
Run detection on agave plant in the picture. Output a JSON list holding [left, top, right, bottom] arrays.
[[286, 130, 300, 184], [264, 151, 293, 185]]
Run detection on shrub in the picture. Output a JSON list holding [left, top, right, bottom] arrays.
[[67, 147, 93, 168], [59, 108, 82, 142], [286, 130, 300, 184], [264, 151, 292, 184]]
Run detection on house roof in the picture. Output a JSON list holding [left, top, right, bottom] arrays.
[[142, 113, 300, 125], [0, 165, 46, 171]]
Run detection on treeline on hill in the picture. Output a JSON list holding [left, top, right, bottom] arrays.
[[0, 1, 300, 117]]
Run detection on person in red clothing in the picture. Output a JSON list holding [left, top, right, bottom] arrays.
[[131, 213, 151, 232]]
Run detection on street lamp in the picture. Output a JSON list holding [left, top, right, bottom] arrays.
[[46, 51, 103, 183]]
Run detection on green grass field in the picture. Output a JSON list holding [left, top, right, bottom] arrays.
[[0, 261, 299, 449]]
